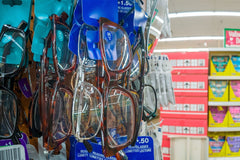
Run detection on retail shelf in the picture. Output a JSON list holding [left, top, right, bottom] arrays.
[[208, 102, 240, 106], [209, 157, 240, 160], [208, 48, 240, 52], [208, 127, 240, 132], [208, 76, 240, 80]]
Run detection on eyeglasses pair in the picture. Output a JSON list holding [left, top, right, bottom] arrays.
[[97, 17, 138, 157], [29, 13, 77, 151], [72, 17, 140, 158], [0, 22, 27, 144], [72, 23, 103, 142]]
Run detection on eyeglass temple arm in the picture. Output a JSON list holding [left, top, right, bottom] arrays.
[[10, 127, 22, 145], [107, 134, 128, 160], [143, 84, 157, 121], [82, 136, 99, 153], [83, 140, 93, 153], [2, 21, 27, 63], [116, 150, 128, 160], [130, 27, 145, 146], [144, 57, 150, 75]]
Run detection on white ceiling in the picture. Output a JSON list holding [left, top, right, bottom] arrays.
[[169, 0, 240, 12], [155, 0, 240, 50]]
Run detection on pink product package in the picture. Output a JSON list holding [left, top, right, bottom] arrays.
[[209, 136, 225, 153], [231, 81, 240, 97], [210, 106, 228, 123], [229, 106, 240, 123]]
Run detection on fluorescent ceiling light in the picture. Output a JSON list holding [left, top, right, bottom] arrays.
[[153, 48, 240, 53], [155, 16, 164, 23], [150, 26, 161, 35], [158, 36, 224, 42], [169, 11, 240, 18], [154, 48, 209, 53]]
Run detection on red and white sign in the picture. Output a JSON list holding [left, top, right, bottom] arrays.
[[162, 135, 171, 160], [162, 51, 209, 74], [160, 96, 208, 119], [160, 118, 208, 136], [224, 28, 240, 48], [172, 74, 208, 97]]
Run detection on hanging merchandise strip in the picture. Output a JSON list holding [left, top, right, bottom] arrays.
[[146, 54, 175, 108]]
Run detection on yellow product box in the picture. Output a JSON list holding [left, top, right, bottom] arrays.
[[229, 81, 240, 102], [226, 133, 240, 157], [209, 106, 229, 127], [228, 106, 240, 127], [209, 133, 226, 157], [208, 80, 229, 102], [210, 55, 231, 76], [230, 55, 240, 76]]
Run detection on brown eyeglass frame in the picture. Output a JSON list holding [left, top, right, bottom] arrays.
[[98, 17, 137, 157], [39, 13, 77, 151]]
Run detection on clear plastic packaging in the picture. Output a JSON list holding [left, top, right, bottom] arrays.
[[146, 54, 175, 108], [162, 55, 175, 105]]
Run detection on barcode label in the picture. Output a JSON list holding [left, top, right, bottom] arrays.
[[191, 82, 198, 89], [169, 126, 175, 133], [198, 59, 205, 66], [176, 126, 182, 133], [198, 104, 205, 111], [191, 104, 197, 111], [191, 59, 198, 66], [198, 127, 204, 134], [163, 103, 205, 112], [162, 125, 205, 135], [0, 145, 25, 160], [177, 60, 184, 66], [162, 125, 168, 132], [173, 59, 206, 67], [173, 81, 205, 89], [171, 60, 177, 66], [190, 127, 197, 134], [198, 82, 205, 89]]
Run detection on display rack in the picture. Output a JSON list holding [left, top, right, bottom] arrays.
[[208, 127, 240, 132], [208, 49, 240, 160]]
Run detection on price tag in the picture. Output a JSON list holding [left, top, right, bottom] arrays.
[[70, 136, 154, 160]]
